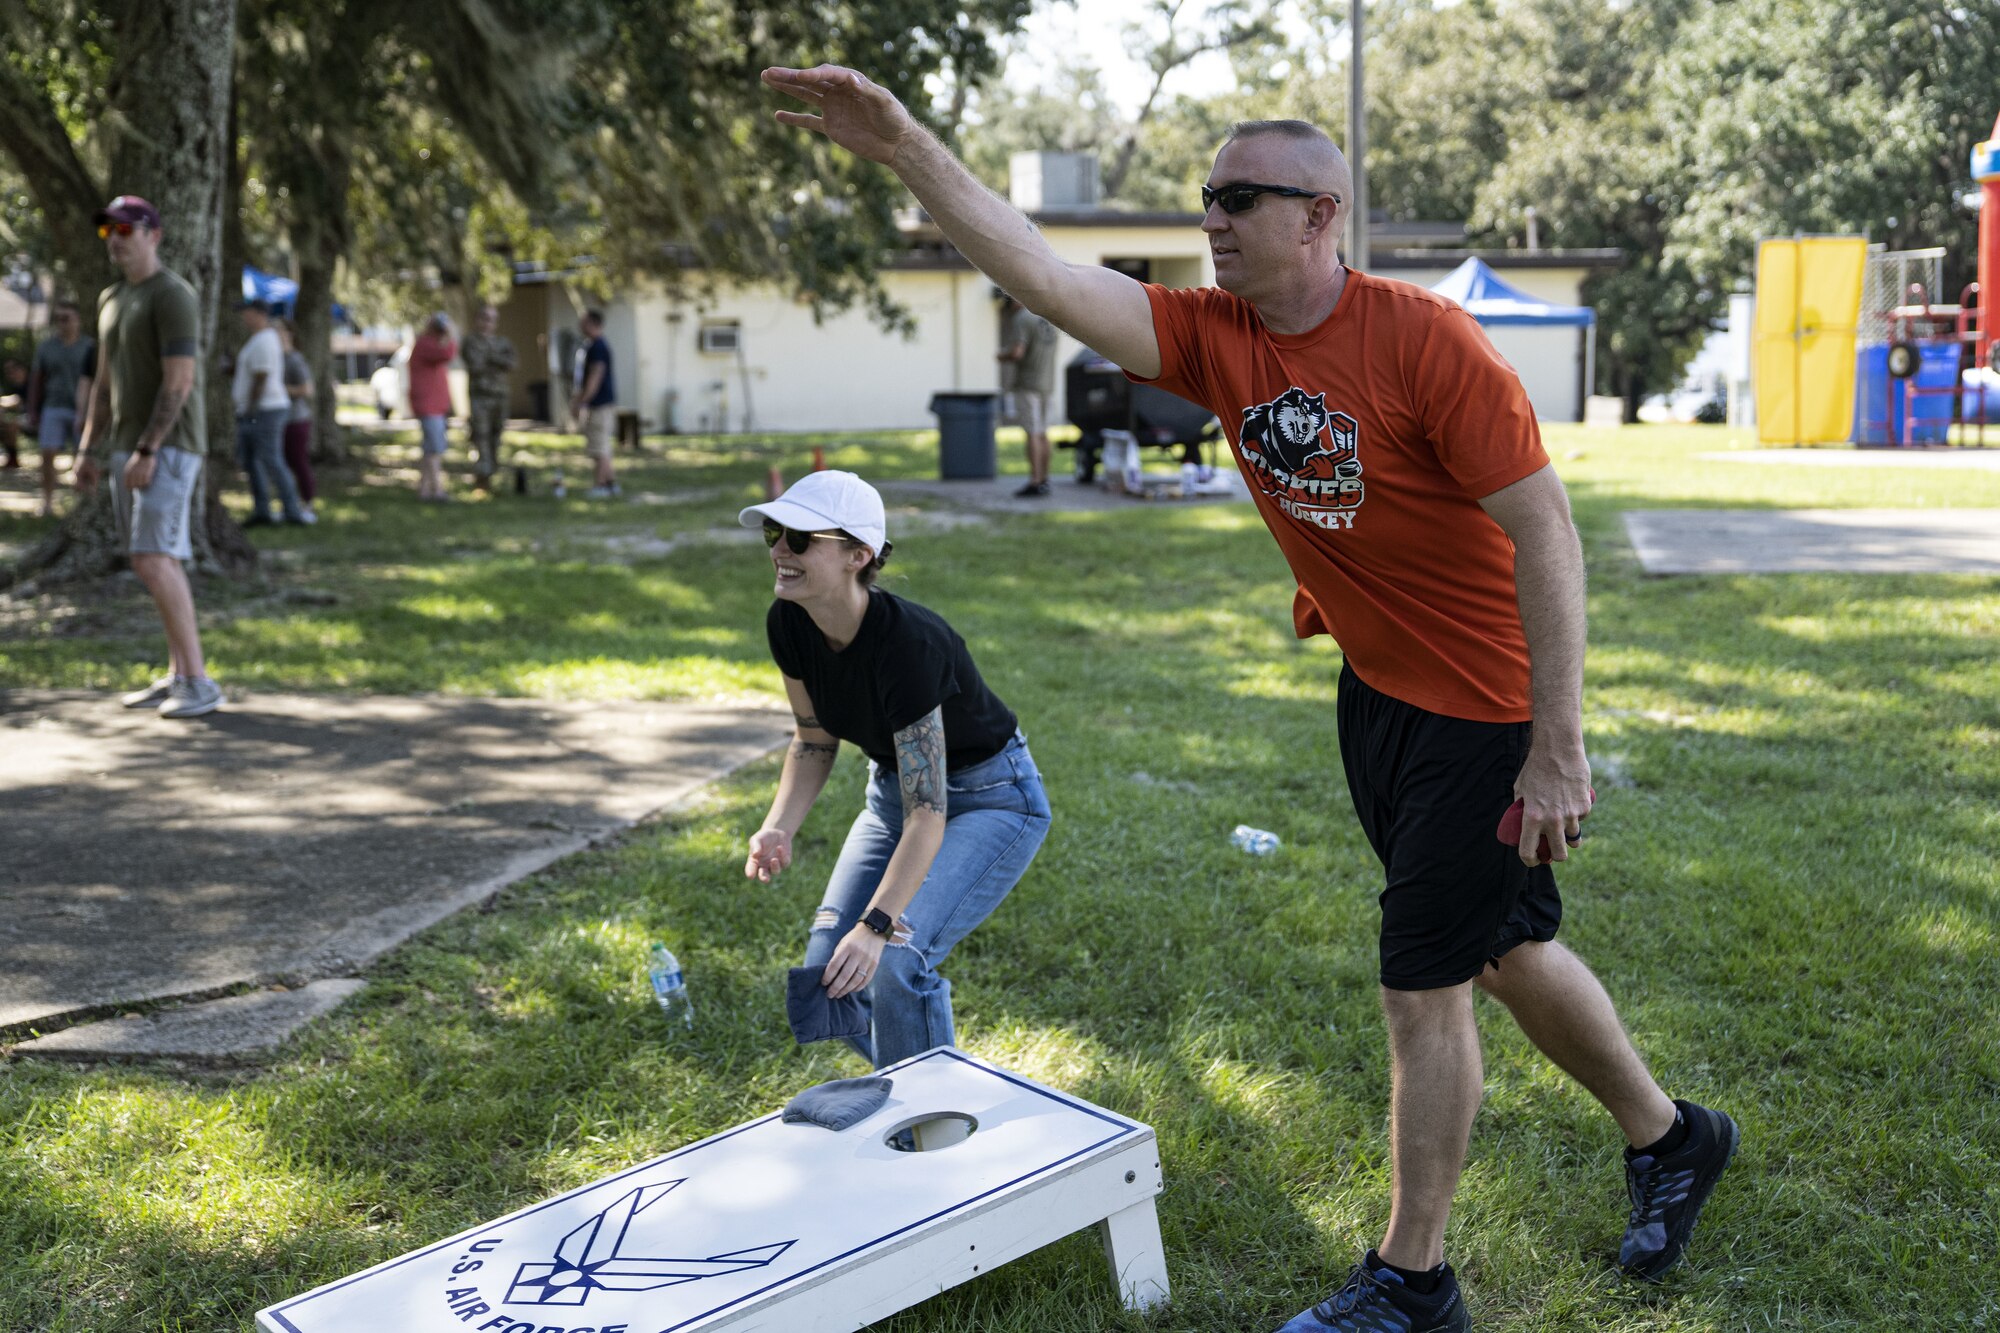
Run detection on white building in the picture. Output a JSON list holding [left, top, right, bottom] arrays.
[[495, 158, 1618, 431]]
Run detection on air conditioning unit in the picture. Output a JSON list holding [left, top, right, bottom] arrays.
[[698, 323, 741, 354]]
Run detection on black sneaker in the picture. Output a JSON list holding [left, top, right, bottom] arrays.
[[1013, 480, 1050, 498], [1619, 1099, 1739, 1280], [1275, 1254, 1469, 1332]]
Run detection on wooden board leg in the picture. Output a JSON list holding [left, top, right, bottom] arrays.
[[1098, 1199, 1170, 1312]]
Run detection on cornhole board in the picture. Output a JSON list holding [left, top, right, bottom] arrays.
[[257, 1047, 1169, 1333]]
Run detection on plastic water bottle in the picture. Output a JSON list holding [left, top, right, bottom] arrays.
[[648, 943, 693, 1029], [1231, 825, 1281, 855]]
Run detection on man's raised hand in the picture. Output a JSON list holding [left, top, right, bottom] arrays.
[[761, 65, 915, 166]]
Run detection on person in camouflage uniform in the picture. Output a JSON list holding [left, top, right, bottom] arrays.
[[460, 303, 516, 489]]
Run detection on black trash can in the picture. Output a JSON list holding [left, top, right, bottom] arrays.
[[929, 392, 999, 480]]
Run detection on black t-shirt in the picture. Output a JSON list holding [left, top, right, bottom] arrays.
[[767, 590, 1018, 772]]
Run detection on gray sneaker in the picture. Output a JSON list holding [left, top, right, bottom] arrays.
[[158, 676, 224, 719], [121, 674, 178, 709]]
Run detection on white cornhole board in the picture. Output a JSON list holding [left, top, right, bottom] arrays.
[[257, 1047, 1168, 1333]]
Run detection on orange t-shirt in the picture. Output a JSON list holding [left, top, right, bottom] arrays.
[[1134, 272, 1549, 722]]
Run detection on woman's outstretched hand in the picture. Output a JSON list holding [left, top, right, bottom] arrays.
[[744, 827, 793, 882], [761, 65, 917, 166]]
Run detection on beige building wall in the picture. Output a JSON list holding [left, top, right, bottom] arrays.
[[611, 221, 1219, 435], [585, 238, 1595, 431]]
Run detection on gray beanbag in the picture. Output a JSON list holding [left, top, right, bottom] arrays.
[[782, 1076, 892, 1131]]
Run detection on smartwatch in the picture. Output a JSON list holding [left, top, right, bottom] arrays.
[[861, 907, 896, 937]]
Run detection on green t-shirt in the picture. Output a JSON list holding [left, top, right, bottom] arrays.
[[95, 267, 206, 458]]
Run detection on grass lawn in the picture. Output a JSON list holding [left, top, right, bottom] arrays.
[[2, 423, 1996, 1330]]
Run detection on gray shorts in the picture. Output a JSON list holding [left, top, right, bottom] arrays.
[[36, 407, 79, 452], [418, 415, 450, 455], [110, 446, 203, 561]]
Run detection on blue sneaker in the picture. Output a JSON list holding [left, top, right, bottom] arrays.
[[1276, 1253, 1470, 1332], [1620, 1099, 1740, 1280]]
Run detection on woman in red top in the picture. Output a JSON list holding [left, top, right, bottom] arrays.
[[407, 314, 457, 502]]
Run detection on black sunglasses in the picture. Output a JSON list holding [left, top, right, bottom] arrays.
[[1200, 182, 1339, 215], [762, 520, 846, 555]]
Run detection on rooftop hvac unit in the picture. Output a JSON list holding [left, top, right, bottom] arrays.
[[1009, 152, 1101, 212], [698, 323, 741, 354]]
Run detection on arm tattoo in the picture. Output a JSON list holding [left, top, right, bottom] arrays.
[[791, 738, 839, 765], [138, 383, 190, 451], [894, 707, 947, 818], [793, 712, 822, 731]]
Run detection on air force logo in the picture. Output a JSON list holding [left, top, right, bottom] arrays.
[[1239, 387, 1364, 530], [504, 1181, 795, 1307]]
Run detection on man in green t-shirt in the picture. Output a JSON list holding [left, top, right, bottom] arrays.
[[75, 195, 223, 719]]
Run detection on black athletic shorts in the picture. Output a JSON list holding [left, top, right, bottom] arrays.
[[1336, 662, 1562, 990]]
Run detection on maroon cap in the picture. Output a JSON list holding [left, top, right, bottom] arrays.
[[93, 195, 161, 229]]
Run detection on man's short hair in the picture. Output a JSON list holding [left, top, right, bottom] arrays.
[[53, 298, 79, 316], [582, 308, 604, 327], [1225, 119, 1337, 148]]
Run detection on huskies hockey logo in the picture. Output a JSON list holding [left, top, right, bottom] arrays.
[[1238, 387, 1364, 530]]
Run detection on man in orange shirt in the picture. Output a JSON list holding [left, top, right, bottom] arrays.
[[765, 67, 1736, 1332]]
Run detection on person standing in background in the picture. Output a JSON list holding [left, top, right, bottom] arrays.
[[997, 293, 1058, 498], [568, 308, 619, 499], [409, 313, 457, 502], [276, 317, 316, 510], [24, 299, 94, 517], [233, 299, 312, 527], [461, 303, 516, 492], [77, 193, 224, 718], [0, 358, 27, 469]]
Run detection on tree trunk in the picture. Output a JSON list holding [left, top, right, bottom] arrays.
[[0, 52, 112, 296], [6, 0, 252, 587], [113, 0, 253, 578], [288, 129, 353, 466]]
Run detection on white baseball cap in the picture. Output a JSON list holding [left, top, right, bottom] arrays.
[[739, 470, 888, 556]]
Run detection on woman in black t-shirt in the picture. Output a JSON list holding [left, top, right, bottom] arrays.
[[740, 471, 1051, 1069]]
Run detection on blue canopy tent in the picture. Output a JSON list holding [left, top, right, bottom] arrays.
[[1430, 258, 1597, 414], [242, 266, 298, 313], [242, 266, 349, 324]]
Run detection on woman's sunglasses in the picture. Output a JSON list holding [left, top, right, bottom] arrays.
[[762, 520, 847, 555], [96, 221, 139, 239], [1200, 183, 1338, 215]]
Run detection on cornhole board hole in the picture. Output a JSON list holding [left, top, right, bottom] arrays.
[[257, 1047, 1169, 1333]]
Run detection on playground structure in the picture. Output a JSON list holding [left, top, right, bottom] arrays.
[[1757, 107, 1999, 448], [1866, 108, 2000, 447]]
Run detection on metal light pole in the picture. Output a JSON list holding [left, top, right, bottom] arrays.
[[1346, 0, 1369, 270]]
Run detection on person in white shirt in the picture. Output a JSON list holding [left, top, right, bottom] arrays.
[[232, 299, 312, 526]]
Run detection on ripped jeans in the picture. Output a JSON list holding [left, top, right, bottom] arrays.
[[803, 732, 1050, 1068]]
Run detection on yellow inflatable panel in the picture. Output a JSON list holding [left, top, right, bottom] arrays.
[[1755, 237, 1867, 445]]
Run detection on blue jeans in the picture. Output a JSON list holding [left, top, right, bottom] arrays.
[[803, 732, 1051, 1068], [236, 408, 305, 520]]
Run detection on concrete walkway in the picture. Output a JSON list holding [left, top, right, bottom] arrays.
[[1623, 509, 2000, 574], [1, 691, 786, 1054]]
